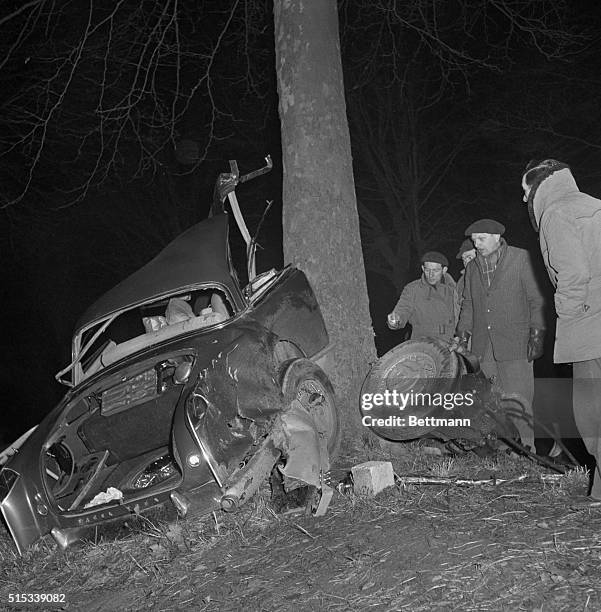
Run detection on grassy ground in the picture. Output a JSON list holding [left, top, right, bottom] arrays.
[[1, 441, 600, 611]]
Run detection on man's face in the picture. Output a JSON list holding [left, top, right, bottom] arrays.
[[471, 233, 501, 257], [461, 249, 476, 267], [422, 262, 446, 286]]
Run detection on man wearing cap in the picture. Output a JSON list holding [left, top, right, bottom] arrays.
[[453, 219, 546, 451], [387, 251, 459, 342], [522, 160, 601, 498], [456, 238, 477, 302]]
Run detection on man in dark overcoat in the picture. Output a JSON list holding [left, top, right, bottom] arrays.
[[454, 219, 546, 450]]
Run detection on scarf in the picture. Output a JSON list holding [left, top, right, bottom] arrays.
[[477, 239, 506, 287]]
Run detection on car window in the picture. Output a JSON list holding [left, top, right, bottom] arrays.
[[75, 287, 235, 383]]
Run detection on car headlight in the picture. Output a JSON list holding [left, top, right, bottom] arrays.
[[187, 392, 208, 431], [0, 468, 19, 501]]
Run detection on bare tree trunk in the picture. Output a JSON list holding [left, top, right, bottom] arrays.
[[273, 0, 376, 442]]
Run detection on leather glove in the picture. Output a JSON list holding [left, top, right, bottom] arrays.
[[387, 313, 403, 330], [449, 331, 471, 353], [527, 328, 545, 362]]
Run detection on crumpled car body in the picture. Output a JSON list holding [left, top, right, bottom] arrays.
[[0, 169, 340, 554]]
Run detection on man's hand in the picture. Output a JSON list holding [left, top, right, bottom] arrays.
[[527, 328, 545, 361], [449, 331, 471, 354], [387, 313, 402, 330]]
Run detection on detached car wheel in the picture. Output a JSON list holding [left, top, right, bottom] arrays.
[[280, 359, 341, 460], [373, 338, 459, 383], [360, 338, 460, 441]]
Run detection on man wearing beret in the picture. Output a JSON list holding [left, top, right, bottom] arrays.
[[453, 219, 546, 451], [387, 251, 459, 342], [522, 160, 601, 498], [456, 238, 477, 302]]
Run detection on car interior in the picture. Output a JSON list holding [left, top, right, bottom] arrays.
[[79, 287, 234, 380]]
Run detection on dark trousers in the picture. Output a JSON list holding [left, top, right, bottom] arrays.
[[481, 340, 534, 449]]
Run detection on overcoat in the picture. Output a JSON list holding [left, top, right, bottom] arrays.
[[457, 243, 545, 361], [391, 273, 458, 341], [533, 168, 601, 363]]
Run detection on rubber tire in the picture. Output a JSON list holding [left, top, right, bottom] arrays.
[[279, 359, 341, 461], [360, 338, 460, 441]]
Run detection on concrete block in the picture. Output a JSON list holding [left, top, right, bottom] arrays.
[[351, 461, 395, 497]]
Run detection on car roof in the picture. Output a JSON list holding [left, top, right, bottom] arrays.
[[75, 213, 241, 332]]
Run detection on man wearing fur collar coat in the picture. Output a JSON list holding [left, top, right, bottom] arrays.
[[522, 160, 601, 499]]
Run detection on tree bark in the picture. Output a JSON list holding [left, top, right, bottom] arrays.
[[273, 0, 376, 443]]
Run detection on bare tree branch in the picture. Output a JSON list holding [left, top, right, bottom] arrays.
[[0, 0, 46, 29]]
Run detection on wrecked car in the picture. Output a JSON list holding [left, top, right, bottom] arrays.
[[0, 157, 340, 554]]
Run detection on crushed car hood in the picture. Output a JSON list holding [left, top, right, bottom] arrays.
[[76, 213, 241, 332]]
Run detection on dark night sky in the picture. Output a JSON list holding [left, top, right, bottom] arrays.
[[2, 0, 601, 440]]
